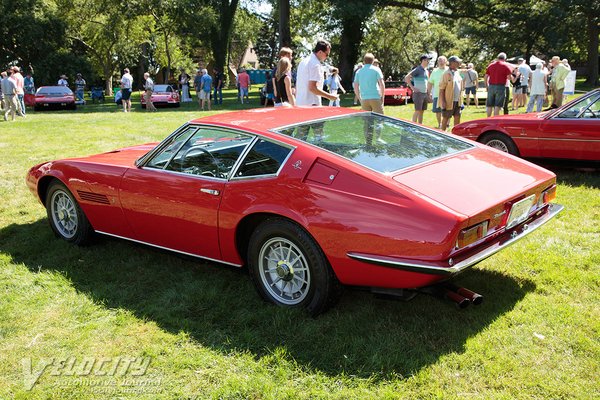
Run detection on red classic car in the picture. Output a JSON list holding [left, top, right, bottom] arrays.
[[140, 84, 180, 108], [26, 107, 562, 314], [452, 89, 600, 161], [33, 86, 76, 111], [384, 81, 413, 105]]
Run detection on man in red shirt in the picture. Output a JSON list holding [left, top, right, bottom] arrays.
[[237, 68, 251, 104], [484, 52, 514, 117]]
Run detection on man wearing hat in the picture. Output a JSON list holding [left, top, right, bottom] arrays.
[[58, 75, 68, 86], [74, 73, 86, 104], [439, 55, 464, 131], [405, 54, 432, 124]]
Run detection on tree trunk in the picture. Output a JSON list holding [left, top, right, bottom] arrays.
[[164, 30, 172, 84], [338, 16, 365, 90], [210, 0, 240, 74], [585, 15, 599, 85], [278, 0, 291, 48], [104, 65, 113, 96]]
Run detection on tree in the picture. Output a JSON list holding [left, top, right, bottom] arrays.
[[56, 0, 150, 94]]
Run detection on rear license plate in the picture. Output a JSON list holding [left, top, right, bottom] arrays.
[[506, 194, 535, 229], [61, 103, 66, 106]]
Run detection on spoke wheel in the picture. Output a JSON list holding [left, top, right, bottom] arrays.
[[481, 132, 519, 156], [50, 190, 78, 238], [247, 218, 341, 315], [486, 138, 510, 153], [258, 237, 311, 305], [45, 181, 93, 245]]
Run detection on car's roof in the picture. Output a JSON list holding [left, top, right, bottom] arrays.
[[191, 106, 361, 133]]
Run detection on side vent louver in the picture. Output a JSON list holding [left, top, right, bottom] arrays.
[[77, 191, 110, 205]]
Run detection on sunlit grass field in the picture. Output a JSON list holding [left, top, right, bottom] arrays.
[[1, 89, 598, 399]]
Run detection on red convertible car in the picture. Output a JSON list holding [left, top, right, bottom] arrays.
[[26, 107, 562, 314], [33, 86, 76, 111], [452, 89, 600, 161], [140, 84, 180, 108], [384, 81, 413, 105]]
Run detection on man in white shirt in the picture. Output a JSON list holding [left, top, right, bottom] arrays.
[[296, 40, 338, 106], [120, 68, 134, 112]]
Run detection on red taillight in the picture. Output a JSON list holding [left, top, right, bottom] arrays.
[[457, 220, 489, 249], [171, 94, 178, 99]]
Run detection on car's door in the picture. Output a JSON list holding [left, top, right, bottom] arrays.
[[119, 125, 254, 260], [538, 93, 600, 160]]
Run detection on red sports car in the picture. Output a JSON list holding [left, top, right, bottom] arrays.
[[140, 84, 180, 108], [452, 89, 600, 161], [26, 107, 562, 314], [33, 86, 76, 111], [384, 81, 413, 105]]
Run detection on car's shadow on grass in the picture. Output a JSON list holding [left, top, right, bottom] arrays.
[[2, 220, 535, 381]]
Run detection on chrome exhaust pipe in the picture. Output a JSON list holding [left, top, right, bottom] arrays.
[[444, 283, 484, 305], [443, 288, 471, 309]]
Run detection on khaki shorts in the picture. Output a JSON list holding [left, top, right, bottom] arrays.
[[361, 98, 384, 114], [198, 90, 210, 100]]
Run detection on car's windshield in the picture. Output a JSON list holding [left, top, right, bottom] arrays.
[[273, 113, 473, 173], [555, 92, 600, 119], [37, 86, 72, 95], [153, 85, 172, 93], [385, 81, 405, 89]]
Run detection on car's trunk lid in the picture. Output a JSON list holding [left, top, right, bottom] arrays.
[[392, 147, 555, 217]]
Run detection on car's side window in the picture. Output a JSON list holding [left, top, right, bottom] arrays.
[[145, 126, 198, 169], [235, 139, 292, 178], [165, 128, 253, 179], [581, 97, 600, 119], [556, 95, 599, 119]]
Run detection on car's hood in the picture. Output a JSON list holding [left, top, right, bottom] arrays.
[[392, 147, 555, 217], [71, 143, 159, 168]]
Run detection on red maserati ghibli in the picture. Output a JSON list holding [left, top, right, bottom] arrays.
[[26, 107, 562, 314], [452, 89, 600, 161]]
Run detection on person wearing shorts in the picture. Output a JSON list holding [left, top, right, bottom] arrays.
[[484, 53, 513, 116], [427, 56, 447, 128], [120, 68, 133, 112], [405, 54, 431, 124], [439, 55, 464, 131]]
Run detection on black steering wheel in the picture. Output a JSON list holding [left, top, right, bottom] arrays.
[[181, 146, 220, 177]]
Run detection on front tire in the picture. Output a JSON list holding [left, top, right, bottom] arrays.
[[480, 132, 519, 156], [45, 181, 93, 245], [247, 218, 341, 316]]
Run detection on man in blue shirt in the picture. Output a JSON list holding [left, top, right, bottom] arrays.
[[405, 54, 432, 123], [199, 69, 212, 111], [353, 53, 385, 145]]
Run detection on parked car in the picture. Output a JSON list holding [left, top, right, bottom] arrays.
[[26, 107, 562, 314], [140, 84, 180, 108], [452, 88, 600, 161], [33, 86, 76, 111], [384, 81, 412, 105]]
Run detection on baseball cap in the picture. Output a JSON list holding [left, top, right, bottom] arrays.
[[420, 54, 432, 61], [448, 55, 462, 63], [518, 57, 524, 62]]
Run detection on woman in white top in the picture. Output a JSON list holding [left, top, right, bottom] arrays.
[[179, 71, 192, 102], [526, 63, 548, 113]]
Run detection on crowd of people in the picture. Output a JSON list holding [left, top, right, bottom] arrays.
[[2, 42, 574, 124]]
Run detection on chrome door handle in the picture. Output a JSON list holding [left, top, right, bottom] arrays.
[[200, 188, 220, 196]]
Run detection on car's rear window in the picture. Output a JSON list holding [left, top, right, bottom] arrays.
[[153, 85, 172, 92], [273, 113, 473, 173], [385, 81, 405, 89], [36, 86, 72, 95]]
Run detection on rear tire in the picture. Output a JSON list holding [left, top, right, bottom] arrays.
[[45, 181, 93, 245], [480, 132, 519, 156], [247, 218, 341, 316]]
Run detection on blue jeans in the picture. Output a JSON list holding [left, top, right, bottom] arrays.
[[526, 94, 544, 113], [76, 89, 84, 102], [17, 94, 25, 115], [213, 87, 222, 104]]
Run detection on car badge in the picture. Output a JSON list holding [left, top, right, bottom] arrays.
[[293, 160, 302, 170]]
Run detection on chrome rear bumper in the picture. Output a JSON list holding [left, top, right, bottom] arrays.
[[347, 203, 563, 276]]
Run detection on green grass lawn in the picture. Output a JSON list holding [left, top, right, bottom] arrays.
[[1, 89, 599, 399]]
